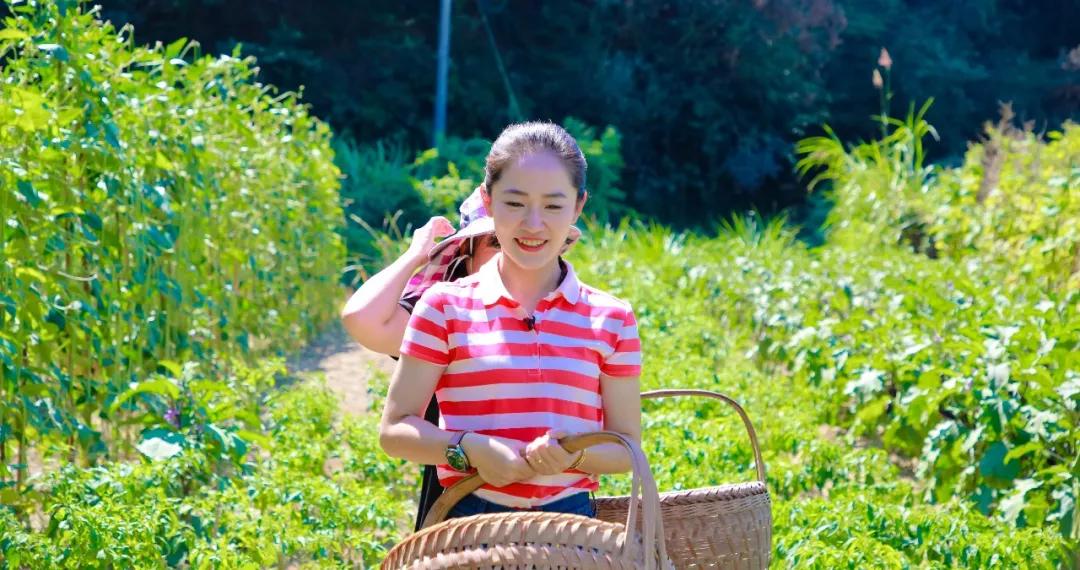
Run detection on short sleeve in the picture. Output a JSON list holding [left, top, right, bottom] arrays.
[[400, 286, 451, 366], [600, 307, 641, 377]]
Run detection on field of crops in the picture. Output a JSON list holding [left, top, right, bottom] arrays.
[[1, 2, 1076, 568]]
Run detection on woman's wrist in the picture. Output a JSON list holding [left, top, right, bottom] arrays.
[[567, 449, 587, 471], [459, 432, 484, 462], [403, 247, 428, 269]]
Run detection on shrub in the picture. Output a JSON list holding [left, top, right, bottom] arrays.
[[0, 0, 342, 479]]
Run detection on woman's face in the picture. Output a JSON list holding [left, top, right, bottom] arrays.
[[484, 152, 586, 271]]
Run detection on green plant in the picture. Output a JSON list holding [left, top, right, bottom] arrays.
[[1, 368, 412, 568], [0, 0, 342, 497]]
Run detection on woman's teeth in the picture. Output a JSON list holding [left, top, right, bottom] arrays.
[[516, 238, 547, 249]]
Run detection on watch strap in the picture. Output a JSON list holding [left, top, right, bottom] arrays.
[[449, 430, 469, 448]]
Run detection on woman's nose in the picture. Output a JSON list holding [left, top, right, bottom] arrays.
[[524, 206, 544, 230]]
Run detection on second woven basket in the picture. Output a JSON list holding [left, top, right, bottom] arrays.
[[594, 389, 773, 569]]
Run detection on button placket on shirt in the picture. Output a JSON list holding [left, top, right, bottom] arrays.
[[530, 301, 547, 377], [508, 299, 542, 378]]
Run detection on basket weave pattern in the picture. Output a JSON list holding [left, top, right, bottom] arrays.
[[594, 482, 772, 568], [387, 511, 652, 569], [383, 389, 772, 569], [383, 432, 673, 569], [588, 389, 774, 569]]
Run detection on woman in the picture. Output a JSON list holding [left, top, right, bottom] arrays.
[[341, 189, 498, 530], [341, 187, 581, 526], [379, 121, 642, 519]]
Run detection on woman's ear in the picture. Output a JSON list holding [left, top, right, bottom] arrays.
[[480, 183, 492, 210], [573, 191, 588, 220]]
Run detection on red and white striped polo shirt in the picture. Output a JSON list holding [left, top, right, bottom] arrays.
[[400, 255, 641, 508]]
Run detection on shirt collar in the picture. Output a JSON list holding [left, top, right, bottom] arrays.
[[475, 254, 581, 306]]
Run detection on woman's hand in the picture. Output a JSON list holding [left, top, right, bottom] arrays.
[[461, 434, 536, 488], [524, 430, 583, 476], [406, 216, 456, 264]]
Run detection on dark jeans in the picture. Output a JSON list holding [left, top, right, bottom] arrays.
[[447, 491, 596, 520]]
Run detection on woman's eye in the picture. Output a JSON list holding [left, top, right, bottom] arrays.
[[546, 205, 564, 210], [505, 201, 524, 208]]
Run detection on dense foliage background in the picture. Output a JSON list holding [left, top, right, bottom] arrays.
[[89, 0, 1080, 227]]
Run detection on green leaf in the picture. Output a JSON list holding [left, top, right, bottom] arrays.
[[154, 151, 175, 171], [979, 440, 1021, 482], [10, 87, 49, 132], [0, 29, 30, 41], [206, 423, 248, 460], [1003, 441, 1042, 463], [136, 429, 185, 461], [141, 184, 172, 213], [1057, 377, 1080, 403], [0, 294, 15, 317], [103, 120, 121, 149], [21, 384, 50, 398], [16, 181, 43, 207], [164, 37, 188, 60], [972, 485, 994, 515], [44, 307, 66, 331], [155, 271, 182, 304], [855, 395, 890, 426], [36, 43, 69, 62], [189, 379, 230, 397], [109, 379, 180, 413], [206, 423, 231, 449], [998, 478, 1040, 524], [844, 368, 884, 401], [0, 488, 21, 505], [80, 212, 103, 231], [146, 226, 175, 250], [235, 429, 272, 450], [14, 267, 47, 284], [156, 360, 183, 378]]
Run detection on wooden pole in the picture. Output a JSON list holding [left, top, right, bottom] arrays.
[[433, 0, 452, 146]]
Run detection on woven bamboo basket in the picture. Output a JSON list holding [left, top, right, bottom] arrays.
[[593, 389, 772, 569], [382, 432, 673, 570]]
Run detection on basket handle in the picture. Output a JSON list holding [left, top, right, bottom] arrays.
[[642, 389, 767, 483], [421, 431, 669, 568], [421, 431, 626, 527]]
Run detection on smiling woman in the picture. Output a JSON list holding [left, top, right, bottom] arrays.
[[378, 121, 643, 520]]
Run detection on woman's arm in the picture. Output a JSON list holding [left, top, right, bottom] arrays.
[[579, 374, 641, 474], [378, 354, 455, 464], [379, 354, 538, 487], [523, 374, 641, 475], [341, 216, 454, 355]]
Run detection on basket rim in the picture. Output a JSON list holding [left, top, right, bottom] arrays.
[[410, 510, 626, 534], [594, 480, 769, 502], [386, 510, 632, 554], [384, 511, 647, 566], [399, 543, 651, 570]]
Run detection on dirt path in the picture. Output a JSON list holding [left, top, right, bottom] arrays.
[[286, 318, 393, 416]]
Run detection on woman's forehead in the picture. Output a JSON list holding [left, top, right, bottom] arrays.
[[513, 151, 564, 170], [494, 154, 574, 196]]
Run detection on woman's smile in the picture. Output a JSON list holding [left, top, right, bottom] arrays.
[[514, 237, 548, 252]]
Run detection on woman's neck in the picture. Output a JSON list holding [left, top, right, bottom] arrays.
[[497, 254, 561, 313]]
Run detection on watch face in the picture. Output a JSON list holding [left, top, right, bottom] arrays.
[[446, 446, 469, 471]]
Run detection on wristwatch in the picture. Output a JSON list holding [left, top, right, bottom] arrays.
[[445, 431, 472, 471]]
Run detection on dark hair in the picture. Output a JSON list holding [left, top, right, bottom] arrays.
[[483, 121, 587, 200], [461, 234, 501, 258]]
